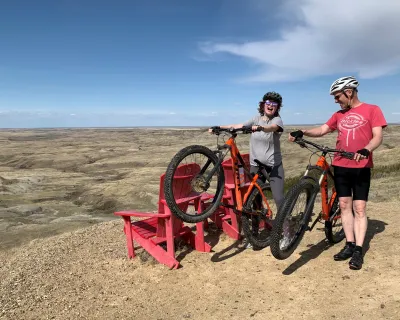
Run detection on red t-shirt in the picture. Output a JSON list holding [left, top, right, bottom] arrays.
[[325, 103, 387, 168]]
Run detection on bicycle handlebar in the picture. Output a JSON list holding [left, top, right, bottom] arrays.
[[210, 125, 261, 135], [294, 138, 355, 160]]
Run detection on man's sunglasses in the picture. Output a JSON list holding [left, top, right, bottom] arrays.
[[260, 100, 278, 107], [333, 92, 343, 100]]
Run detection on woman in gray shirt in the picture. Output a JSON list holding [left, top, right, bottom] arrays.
[[210, 91, 285, 210]]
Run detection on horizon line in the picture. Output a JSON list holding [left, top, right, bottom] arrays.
[[0, 123, 399, 130]]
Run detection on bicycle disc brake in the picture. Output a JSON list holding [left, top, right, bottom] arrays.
[[190, 174, 210, 192]]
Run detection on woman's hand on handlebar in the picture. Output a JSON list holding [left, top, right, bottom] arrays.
[[252, 125, 263, 132], [209, 126, 220, 134]]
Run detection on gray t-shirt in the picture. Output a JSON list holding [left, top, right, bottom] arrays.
[[243, 115, 284, 167]]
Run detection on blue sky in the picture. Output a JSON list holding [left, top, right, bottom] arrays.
[[1, 0, 400, 128]]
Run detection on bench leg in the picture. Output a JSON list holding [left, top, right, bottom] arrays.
[[130, 234, 180, 269], [165, 216, 176, 258], [123, 217, 135, 258], [181, 224, 212, 253]]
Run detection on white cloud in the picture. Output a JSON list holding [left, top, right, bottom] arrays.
[[200, 0, 400, 82]]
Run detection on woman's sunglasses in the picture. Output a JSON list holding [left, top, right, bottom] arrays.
[[260, 100, 278, 107]]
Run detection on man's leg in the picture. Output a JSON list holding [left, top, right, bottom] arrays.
[[348, 200, 367, 270], [348, 168, 370, 270], [339, 197, 355, 242], [333, 166, 356, 261], [333, 196, 356, 260], [353, 200, 368, 247]]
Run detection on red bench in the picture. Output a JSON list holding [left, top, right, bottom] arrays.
[[115, 163, 211, 269], [207, 154, 251, 239]]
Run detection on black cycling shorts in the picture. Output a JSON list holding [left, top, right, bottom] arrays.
[[333, 166, 371, 201]]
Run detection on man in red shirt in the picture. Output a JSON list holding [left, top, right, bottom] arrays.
[[289, 76, 387, 270]]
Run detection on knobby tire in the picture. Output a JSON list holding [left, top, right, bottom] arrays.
[[324, 194, 345, 243], [241, 183, 274, 248], [270, 179, 317, 260], [164, 145, 225, 223]]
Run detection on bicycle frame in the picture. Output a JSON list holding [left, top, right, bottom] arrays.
[[221, 133, 273, 217], [290, 137, 356, 232]]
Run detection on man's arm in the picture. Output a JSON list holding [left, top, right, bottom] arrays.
[[288, 124, 333, 142], [353, 126, 384, 162], [364, 126, 384, 152], [303, 124, 333, 137]]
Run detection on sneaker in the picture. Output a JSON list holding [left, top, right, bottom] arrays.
[[349, 251, 363, 270], [245, 242, 253, 249], [242, 238, 253, 249], [333, 244, 355, 261]]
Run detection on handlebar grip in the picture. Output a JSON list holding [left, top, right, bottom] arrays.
[[241, 126, 253, 134], [209, 126, 221, 135], [341, 152, 355, 160]]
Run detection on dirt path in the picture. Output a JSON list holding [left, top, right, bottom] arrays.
[[1, 201, 399, 320]]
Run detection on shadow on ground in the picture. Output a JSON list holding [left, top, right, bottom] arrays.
[[281, 218, 387, 275]]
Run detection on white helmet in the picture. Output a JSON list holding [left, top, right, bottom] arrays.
[[329, 76, 359, 95]]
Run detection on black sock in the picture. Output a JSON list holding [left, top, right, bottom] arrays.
[[346, 241, 356, 247], [354, 246, 363, 254]]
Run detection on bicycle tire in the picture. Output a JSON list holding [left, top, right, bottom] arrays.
[[241, 183, 274, 248], [324, 193, 345, 243], [270, 179, 317, 260], [164, 145, 225, 223]]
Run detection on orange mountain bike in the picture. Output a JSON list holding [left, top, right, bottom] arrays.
[[270, 137, 355, 260], [164, 126, 276, 248]]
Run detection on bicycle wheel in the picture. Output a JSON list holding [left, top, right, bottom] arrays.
[[270, 179, 317, 260], [164, 145, 225, 223], [325, 193, 345, 243], [241, 183, 276, 248]]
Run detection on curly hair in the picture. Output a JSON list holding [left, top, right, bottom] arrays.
[[258, 91, 283, 117]]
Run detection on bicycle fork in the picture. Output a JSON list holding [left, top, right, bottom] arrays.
[[301, 165, 329, 232], [303, 190, 319, 232]]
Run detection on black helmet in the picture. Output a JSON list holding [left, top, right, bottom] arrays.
[[262, 91, 282, 106]]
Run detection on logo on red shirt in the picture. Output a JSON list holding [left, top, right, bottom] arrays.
[[338, 113, 368, 146]]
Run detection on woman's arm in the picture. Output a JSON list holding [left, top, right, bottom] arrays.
[[219, 124, 244, 129], [257, 124, 283, 133], [208, 123, 244, 133]]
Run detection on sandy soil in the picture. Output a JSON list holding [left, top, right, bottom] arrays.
[[0, 126, 399, 319]]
